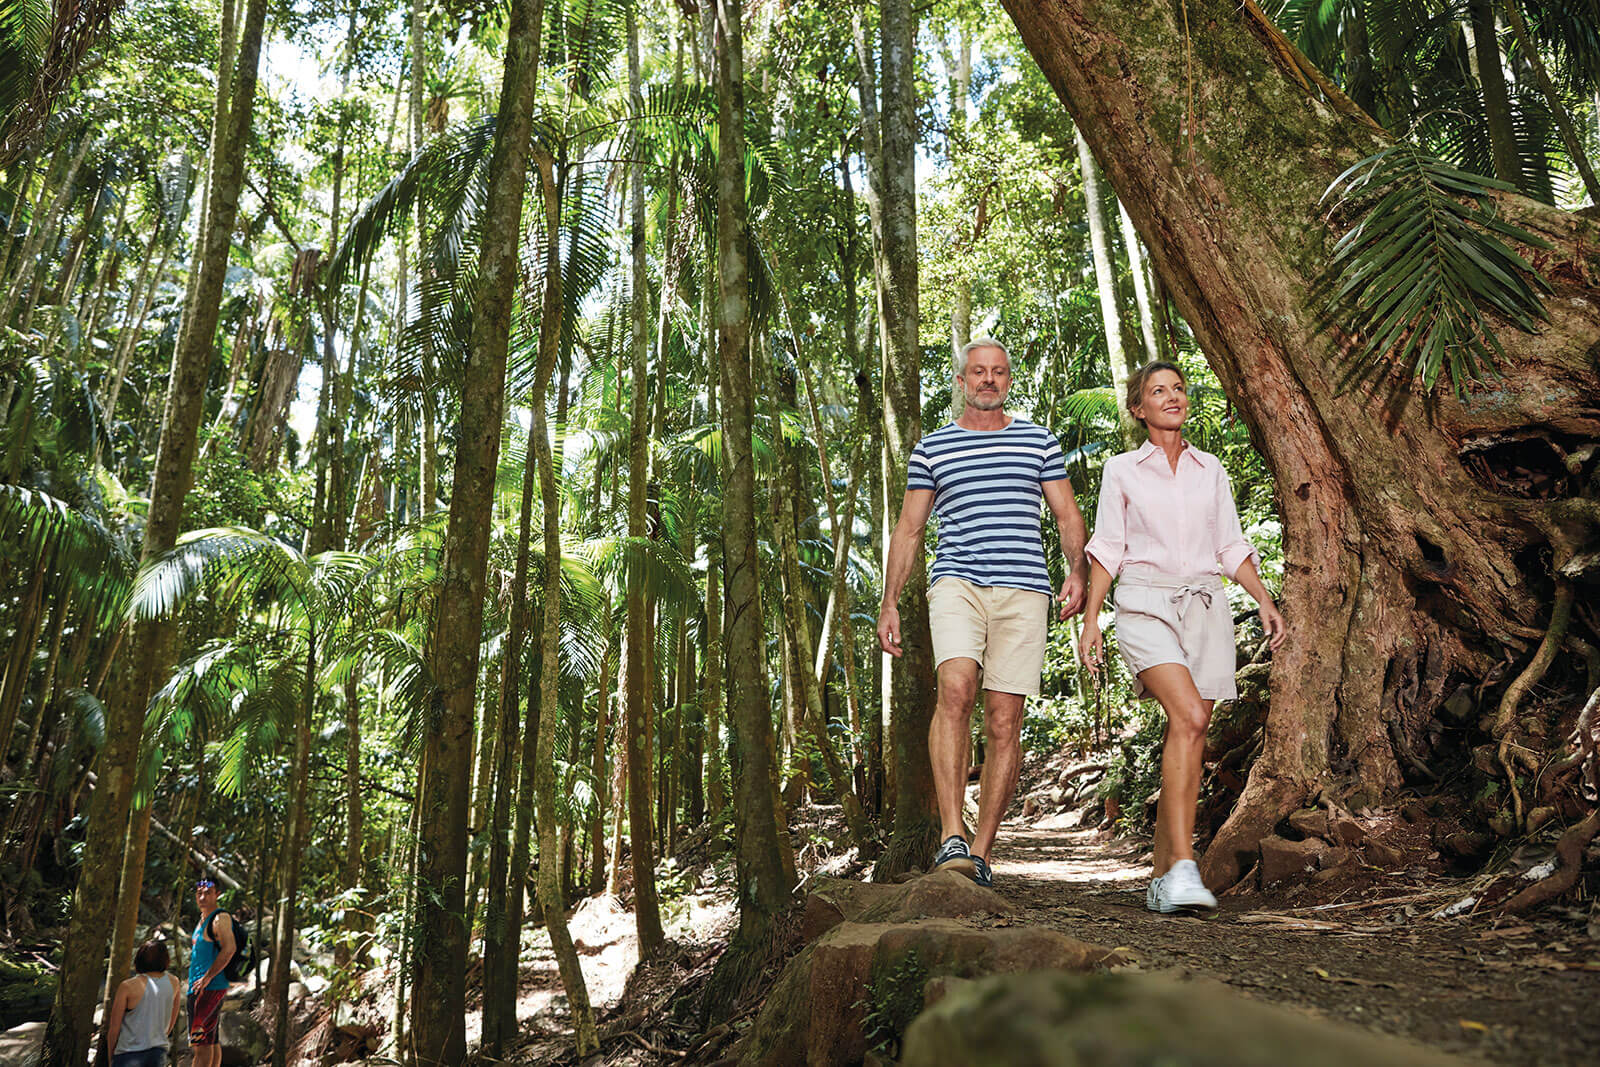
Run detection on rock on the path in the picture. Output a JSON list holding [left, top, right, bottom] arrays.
[[899, 971, 1465, 1066], [1364, 838, 1406, 869], [1258, 834, 1325, 885], [739, 918, 1122, 1067], [219, 1009, 273, 1066], [0, 1022, 42, 1067], [800, 871, 1016, 942], [1287, 808, 1328, 840]]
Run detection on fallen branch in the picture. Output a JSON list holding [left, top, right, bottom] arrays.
[[149, 817, 244, 890]]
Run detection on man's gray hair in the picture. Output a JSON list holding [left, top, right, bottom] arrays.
[[956, 337, 1010, 375]]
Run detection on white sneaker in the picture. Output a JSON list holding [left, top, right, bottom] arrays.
[[1147, 859, 1218, 914]]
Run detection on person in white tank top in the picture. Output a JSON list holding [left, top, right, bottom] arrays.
[[106, 940, 182, 1067]]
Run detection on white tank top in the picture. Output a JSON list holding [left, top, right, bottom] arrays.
[[114, 974, 175, 1054]]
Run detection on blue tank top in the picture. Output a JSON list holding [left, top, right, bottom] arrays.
[[190, 912, 230, 991]]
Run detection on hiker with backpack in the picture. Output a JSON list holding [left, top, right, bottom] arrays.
[[188, 878, 237, 1066]]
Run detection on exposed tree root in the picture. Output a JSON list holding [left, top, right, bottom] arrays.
[[1200, 771, 1305, 891], [871, 813, 938, 883], [1501, 807, 1600, 913], [1494, 582, 1575, 829], [697, 912, 796, 1028]]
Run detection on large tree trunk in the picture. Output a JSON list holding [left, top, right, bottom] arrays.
[[1001, 0, 1600, 890], [703, 0, 794, 1016], [38, 3, 270, 1062], [409, 0, 542, 1059], [870, 0, 939, 882]]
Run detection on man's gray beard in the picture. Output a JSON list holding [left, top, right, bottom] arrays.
[[965, 391, 1005, 410]]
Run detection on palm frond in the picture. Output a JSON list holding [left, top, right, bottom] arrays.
[[1316, 141, 1551, 394], [128, 526, 310, 623]]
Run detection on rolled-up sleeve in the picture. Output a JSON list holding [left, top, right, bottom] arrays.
[[1214, 467, 1259, 578], [1084, 461, 1126, 576]]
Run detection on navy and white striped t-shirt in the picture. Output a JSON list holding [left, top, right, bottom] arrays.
[[907, 418, 1068, 595]]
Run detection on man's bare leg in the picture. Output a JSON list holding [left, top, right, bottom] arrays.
[[929, 658, 980, 842], [970, 690, 1026, 862], [1136, 663, 1213, 876]]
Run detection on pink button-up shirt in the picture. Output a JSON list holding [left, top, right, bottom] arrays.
[[1084, 439, 1259, 579]]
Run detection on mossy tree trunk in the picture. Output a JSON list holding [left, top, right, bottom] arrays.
[[39, 2, 270, 1062], [1001, 0, 1600, 889], [705, 0, 794, 1013], [410, 0, 542, 1059], [871, 0, 940, 882]]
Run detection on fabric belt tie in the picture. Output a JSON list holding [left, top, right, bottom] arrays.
[[1169, 584, 1213, 621]]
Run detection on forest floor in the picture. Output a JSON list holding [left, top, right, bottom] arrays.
[[486, 760, 1600, 1067]]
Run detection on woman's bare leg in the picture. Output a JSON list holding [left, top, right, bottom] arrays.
[[1137, 662, 1214, 876]]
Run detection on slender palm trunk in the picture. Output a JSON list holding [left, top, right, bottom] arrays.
[[269, 640, 316, 1067], [1076, 127, 1142, 447], [624, 2, 667, 955], [1469, 0, 1522, 190], [481, 390, 538, 1057], [1499, 0, 1600, 204]]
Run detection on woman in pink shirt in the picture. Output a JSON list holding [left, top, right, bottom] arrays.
[[1081, 361, 1287, 914]]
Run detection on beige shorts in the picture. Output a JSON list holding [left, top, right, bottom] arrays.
[[927, 576, 1050, 696], [1113, 566, 1238, 701]]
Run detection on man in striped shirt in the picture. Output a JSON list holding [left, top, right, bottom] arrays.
[[877, 338, 1088, 890]]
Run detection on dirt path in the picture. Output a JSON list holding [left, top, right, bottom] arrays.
[[994, 821, 1599, 1066]]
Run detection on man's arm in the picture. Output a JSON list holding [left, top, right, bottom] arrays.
[[1042, 478, 1089, 618], [877, 488, 935, 656]]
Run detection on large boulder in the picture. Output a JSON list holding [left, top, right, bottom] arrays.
[[0, 1022, 42, 1067], [739, 917, 1122, 1067], [0, 960, 52, 1032], [219, 1009, 274, 1066], [800, 871, 1016, 942], [900, 971, 1464, 1066]]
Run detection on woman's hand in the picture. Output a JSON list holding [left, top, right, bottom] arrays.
[[1079, 619, 1104, 673], [1259, 600, 1287, 650]]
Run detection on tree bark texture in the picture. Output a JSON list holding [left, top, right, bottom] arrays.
[[410, 0, 542, 1059], [714, 0, 792, 945], [1000, 0, 1600, 889], [38, 2, 269, 1061], [623, 1, 668, 956], [872, 0, 940, 882], [481, 385, 539, 1057]]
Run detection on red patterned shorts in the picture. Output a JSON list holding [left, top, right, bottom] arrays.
[[187, 989, 226, 1046]]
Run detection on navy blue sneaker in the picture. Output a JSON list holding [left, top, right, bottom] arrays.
[[933, 835, 976, 877], [972, 854, 993, 889]]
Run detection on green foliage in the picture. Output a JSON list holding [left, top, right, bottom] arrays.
[[1097, 700, 1168, 831], [860, 949, 929, 1059], [1317, 142, 1552, 394]]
